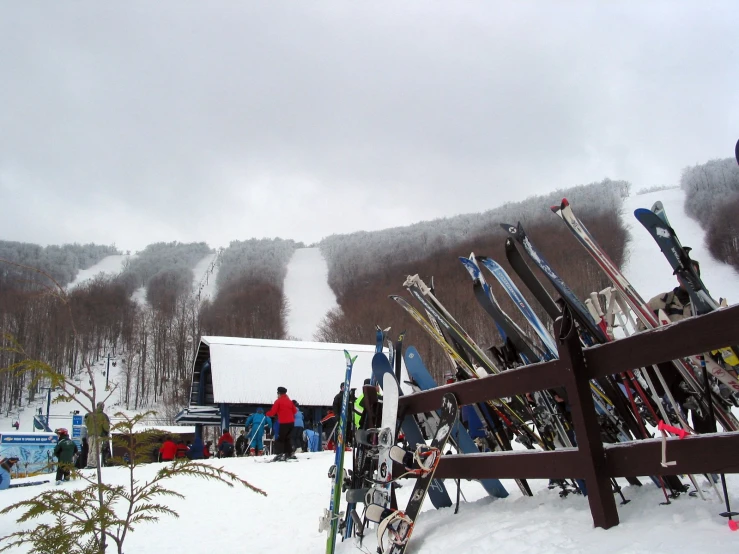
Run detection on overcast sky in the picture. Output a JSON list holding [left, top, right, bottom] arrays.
[[1, 2, 737, 253]]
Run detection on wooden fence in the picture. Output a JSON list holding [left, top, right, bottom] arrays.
[[397, 304, 739, 529]]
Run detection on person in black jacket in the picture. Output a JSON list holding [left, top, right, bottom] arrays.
[[332, 382, 345, 420]]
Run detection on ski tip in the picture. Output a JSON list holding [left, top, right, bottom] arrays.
[[500, 223, 518, 235], [561, 198, 570, 208], [735, 138, 739, 166], [550, 204, 560, 214]]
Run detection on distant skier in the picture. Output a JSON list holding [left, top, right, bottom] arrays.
[[217, 429, 235, 458], [266, 386, 298, 461], [303, 429, 320, 452], [244, 407, 272, 456], [84, 401, 111, 468], [0, 457, 19, 490], [235, 430, 247, 456], [292, 401, 305, 453], [54, 428, 78, 485], [159, 436, 178, 462]]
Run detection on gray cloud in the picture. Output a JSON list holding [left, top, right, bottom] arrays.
[[1, 1, 737, 252]]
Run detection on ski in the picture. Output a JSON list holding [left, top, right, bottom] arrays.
[[505, 237, 562, 321], [476, 255, 558, 359], [321, 350, 357, 554], [552, 198, 738, 431]]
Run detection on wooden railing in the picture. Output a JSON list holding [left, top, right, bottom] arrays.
[[397, 304, 739, 529]]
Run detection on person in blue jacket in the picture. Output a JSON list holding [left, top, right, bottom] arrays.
[[0, 457, 19, 490], [244, 407, 272, 456], [302, 429, 320, 452], [291, 401, 305, 453]]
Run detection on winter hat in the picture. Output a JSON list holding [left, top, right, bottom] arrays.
[[256, 407, 264, 413], [277, 386, 287, 394]]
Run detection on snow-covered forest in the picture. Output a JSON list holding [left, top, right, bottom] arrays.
[[680, 157, 739, 270]]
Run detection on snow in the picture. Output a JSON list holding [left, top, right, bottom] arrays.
[[0, 449, 737, 553], [621, 187, 739, 306], [284, 248, 338, 341], [2, 189, 739, 552], [66, 254, 131, 289]]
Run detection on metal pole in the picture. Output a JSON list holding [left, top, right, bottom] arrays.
[[105, 353, 111, 389], [46, 388, 51, 429]]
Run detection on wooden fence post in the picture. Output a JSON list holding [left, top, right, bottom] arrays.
[[555, 309, 620, 529]]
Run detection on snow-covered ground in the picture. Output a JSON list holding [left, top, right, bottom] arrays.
[[66, 254, 131, 289], [283, 247, 338, 341], [0, 448, 737, 553], [621, 187, 739, 306]]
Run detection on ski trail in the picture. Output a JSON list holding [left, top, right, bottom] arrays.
[[283, 248, 338, 341], [192, 250, 219, 302], [67, 254, 132, 289], [622, 187, 739, 306]]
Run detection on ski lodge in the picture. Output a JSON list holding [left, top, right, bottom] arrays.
[[175, 336, 379, 440]]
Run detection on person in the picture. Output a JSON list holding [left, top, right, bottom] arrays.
[[217, 429, 235, 458], [235, 430, 247, 456], [644, 262, 716, 433], [303, 429, 320, 452], [203, 441, 212, 459], [187, 436, 204, 460], [84, 401, 111, 468], [159, 436, 178, 462], [53, 428, 78, 485], [0, 457, 19, 490], [292, 401, 305, 453], [75, 436, 90, 469], [12, 421, 19, 430], [244, 407, 272, 456], [176, 440, 188, 459], [332, 382, 345, 422], [266, 386, 297, 461]]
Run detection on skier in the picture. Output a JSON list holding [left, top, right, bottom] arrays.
[[244, 407, 272, 456], [0, 457, 19, 491], [292, 401, 305, 453], [84, 401, 110, 468], [53, 428, 78, 485], [159, 436, 178, 462], [266, 386, 298, 461], [303, 428, 320, 452], [217, 429, 235, 458], [235, 430, 247, 456], [187, 436, 204, 460]]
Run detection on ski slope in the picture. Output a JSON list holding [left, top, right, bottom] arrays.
[[283, 247, 338, 341], [621, 187, 739, 306], [66, 254, 131, 289]]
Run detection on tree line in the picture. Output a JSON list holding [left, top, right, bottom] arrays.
[[680, 157, 739, 271]]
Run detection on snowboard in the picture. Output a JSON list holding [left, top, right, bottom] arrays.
[[366, 392, 458, 554], [371, 352, 452, 509]]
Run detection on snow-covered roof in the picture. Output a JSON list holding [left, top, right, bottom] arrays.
[[199, 336, 381, 406]]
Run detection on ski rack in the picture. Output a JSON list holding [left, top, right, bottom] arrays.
[[394, 305, 739, 530]]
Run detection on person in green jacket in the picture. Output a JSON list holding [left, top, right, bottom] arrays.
[[84, 401, 111, 468], [54, 428, 78, 485]]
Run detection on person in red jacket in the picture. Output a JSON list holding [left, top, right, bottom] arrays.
[[266, 386, 298, 461], [159, 437, 177, 462], [217, 429, 235, 458]]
